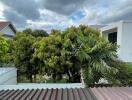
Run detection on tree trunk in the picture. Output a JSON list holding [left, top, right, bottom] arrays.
[[33, 75, 36, 83], [52, 74, 56, 83], [67, 71, 72, 83], [80, 69, 84, 85], [29, 74, 33, 83]]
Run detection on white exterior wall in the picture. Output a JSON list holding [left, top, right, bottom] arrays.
[[0, 68, 17, 85], [120, 22, 132, 62], [101, 21, 132, 62], [116, 22, 123, 59], [0, 26, 15, 36]]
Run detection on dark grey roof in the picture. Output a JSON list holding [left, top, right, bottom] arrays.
[[0, 88, 97, 100]]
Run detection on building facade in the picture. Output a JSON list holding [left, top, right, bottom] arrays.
[[101, 20, 132, 62]]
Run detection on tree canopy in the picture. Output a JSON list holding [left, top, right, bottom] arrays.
[[23, 28, 48, 37], [6, 26, 131, 86], [0, 35, 8, 65], [32, 25, 119, 84]]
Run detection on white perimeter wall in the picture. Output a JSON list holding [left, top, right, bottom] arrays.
[[0, 68, 17, 85]]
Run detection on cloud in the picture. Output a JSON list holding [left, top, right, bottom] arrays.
[[1, 0, 41, 30], [41, 0, 96, 15], [74, 0, 132, 25], [3, 9, 27, 29], [1, 0, 40, 20], [26, 9, 74, 31], [99, 0, 132, 24], [0, 2, 5, 19], [69, 10, 85, 21], [1, 0, 132, 31]]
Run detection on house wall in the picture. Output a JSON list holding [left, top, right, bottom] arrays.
[[120, 22, 132, 62], [101, 21, 132, 62], [116, 23, 123, 59], [0, 25, 15, 37], [101, 22, 123, 59]]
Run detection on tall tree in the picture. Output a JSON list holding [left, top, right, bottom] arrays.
[[32, 32, 64, 82], [23, 28, 48, 37], [33, 25, 118, 83], [8, 26, 129, 85], [0, 35, 8, 65], [33, 30, 49, 37], [11, 32, 36, 82], [61, 25, 118, 83]]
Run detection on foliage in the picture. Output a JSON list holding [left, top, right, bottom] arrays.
[[33, 25, 120, 84], [62, 25, 119, 85], [103, 60, 132, 85], [123, 63, 132, 85], [6, 26, 131, 85], [10, 32, 36, 82], [23, 28, 49, 37], [32, 31, 64, 82], [0, 35, 8, 65], [8, 29, 48, 82]]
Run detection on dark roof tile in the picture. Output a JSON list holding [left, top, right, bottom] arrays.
[[0, 87, 131, 100], [0, 21, 16, 33], [0, 88, 95, 100], [0, 22, 9, 31], [91, 87, 132, 100]]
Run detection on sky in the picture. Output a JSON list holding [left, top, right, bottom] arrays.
[[0, 0, 132, 31]]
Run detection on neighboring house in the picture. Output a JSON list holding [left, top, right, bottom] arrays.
[[101, 20, 132, 62], [0, 21, 16, 38]]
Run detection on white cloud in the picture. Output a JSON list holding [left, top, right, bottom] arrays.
[[0, 0, 132, 31], [0, 2, 5, 20], [26, 9, 75, 31]]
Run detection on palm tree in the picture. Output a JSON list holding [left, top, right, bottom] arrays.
[[63, 25, 118, 85]]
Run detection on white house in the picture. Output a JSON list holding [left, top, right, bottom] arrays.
[[0, 21, 16, 38], [101, 20, 132, 62]]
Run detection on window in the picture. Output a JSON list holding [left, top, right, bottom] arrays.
[[108, 32, 117, 43]]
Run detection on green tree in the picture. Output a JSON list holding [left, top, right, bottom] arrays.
[[23, 28, 48, 37], [32, 32, 64, 82], [7, 26, 130, 85], [11, 32, 37, 82], [106, 60, 132, 85], [7, 28, 48, 82], [33, 30, 48, 37], [33, 25, 118, 83], [62, 25, 118, 84], [0, 35, 8, 65]]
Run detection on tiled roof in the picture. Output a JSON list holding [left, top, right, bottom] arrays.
[[0, 87, 132, 100], [0, 88, 97, 100], [0, 22, 9, 31], [0, 21, 16, 33], [91, 87, 132, 100]]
